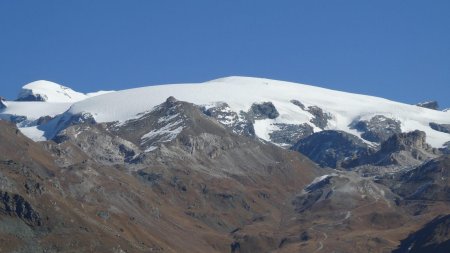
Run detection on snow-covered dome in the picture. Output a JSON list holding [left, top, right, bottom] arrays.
[[17, 80, 87, 102]]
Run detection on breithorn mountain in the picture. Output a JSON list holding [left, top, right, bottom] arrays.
[[1, 76, 449, 148]]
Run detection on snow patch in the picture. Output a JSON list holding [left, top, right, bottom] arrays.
[[306, 174, 337, 189], [19, 126, 46, 141], [141, 120, 184, 147]]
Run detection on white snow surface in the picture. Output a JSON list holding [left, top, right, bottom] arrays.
[[19, 126, 47, 142], [86, 90, 115, 97], [0, 101, 73, 121], [2, 76, 450, 147], [18, 80, 88, 102]]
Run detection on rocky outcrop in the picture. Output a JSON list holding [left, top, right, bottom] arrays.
[[344, 130, 439, 168], [269, 123, 314, 147], [290, 100, 331, 129], [54, 124, 140, 164], [350, 115, 401, 143], [292, 130, 369, 168], [203, 102, 255, 137], [393, 215, 450, 253], [307, 105, 332, 129], [0, 97, 7, 109], [380, 130, 432, 153], [429, 122, 450, 134], [416, 101, 439, 110], [249, 102, 279, 120], [0, 191, 41, 226], [290, 99, 305, 110]]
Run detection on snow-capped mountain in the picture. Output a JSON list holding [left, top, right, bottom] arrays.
[[1, 76, 450, 148]]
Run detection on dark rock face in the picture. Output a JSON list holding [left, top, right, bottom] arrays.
[[344, 130, 438, 168], [269, 123, 314, 146], [380, 130, 431, 153], [16, 93, 47, 102], [393, 215, 450, 253], [429, 122, 450, 134], [0, 97, 7, 109], [307, 106, 332, 129], [381, 130, 430, 152], [292, 130, 369, 168], [0, 191, 41, 226], [249, 102, 279, 120], [381, 155, 450, 201], [350, 115, 401, 143], [416, 101, 439, 110]]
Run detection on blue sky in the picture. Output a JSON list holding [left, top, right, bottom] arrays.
[[1, 1, 449, 108]]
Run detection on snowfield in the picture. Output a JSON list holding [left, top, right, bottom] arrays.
[[0, 101, 73, 120], [1, 76, 450, 148]]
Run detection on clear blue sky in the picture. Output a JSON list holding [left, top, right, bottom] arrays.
[[1, 1, 449, 108]]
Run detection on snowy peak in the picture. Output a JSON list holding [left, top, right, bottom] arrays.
[[16, 80, 87, 102]]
